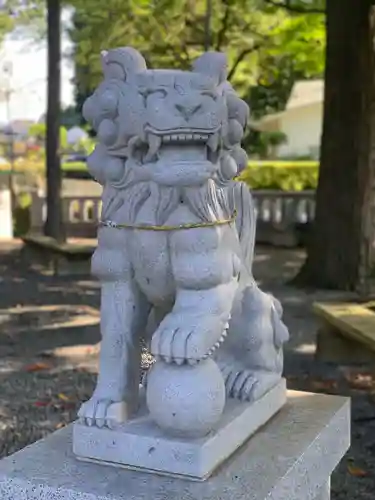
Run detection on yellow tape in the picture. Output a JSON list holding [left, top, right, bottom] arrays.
[[99, 210, 237, 231]]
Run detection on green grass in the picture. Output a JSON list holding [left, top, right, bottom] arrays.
[[248, 160, 318, 168], [62, 161, 88, 172], [1, 160, 320, 191], [0, 160, 319, 173]]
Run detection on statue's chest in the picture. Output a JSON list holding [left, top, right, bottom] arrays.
[[127, 200, 201, 305], [127, 205, 174, 305], [129, 231, 172, 300]]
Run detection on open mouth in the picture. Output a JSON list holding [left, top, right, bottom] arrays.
[[107, 126, 222, 164], [143, 126, 221, 163]]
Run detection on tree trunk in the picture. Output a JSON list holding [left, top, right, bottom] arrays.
[[204, 0, 212, 51], [294, 0, 374, 290], [359, 6, 375, 296], [44, 0, 64, 242]]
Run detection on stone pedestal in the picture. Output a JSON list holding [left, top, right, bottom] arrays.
[[73, 380, 286, 480], [0, 391, 350, 500]]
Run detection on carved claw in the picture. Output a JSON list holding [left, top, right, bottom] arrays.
[[78, 398, 129, 429], [220, 367, 281, 403], [150, 314, 228, 363]]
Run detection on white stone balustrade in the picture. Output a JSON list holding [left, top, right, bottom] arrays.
[[29, 189, 315, 243]]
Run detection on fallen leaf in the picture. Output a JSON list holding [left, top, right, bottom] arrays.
[[24, 362, 52, 372], [34, 401, 50, 407], [345, 373, 374, 390], [58, 393, 70, 402], [347, 464, 368, 477], [310, 379, 338, 392], [61, 403, 75, 410]]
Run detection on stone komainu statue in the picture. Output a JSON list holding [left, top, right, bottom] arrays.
[[78, 47, 289, 430]]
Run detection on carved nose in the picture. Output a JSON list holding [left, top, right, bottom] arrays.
[[175, 103, 202, 121]]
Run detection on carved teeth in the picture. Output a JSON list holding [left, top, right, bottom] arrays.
[[144, 133, 162, 162], [161, 133, 209, 143], [207, 132, 219, 152], [127, 135, 143, 156]]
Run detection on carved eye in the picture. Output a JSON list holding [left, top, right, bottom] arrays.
[[139, 88, 167, 106], [201, 90, 218, 101], [149, 89, 167, 98]]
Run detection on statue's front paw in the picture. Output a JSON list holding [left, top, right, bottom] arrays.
[[151, 314, 228, 364], [78, 398, 128, 429]]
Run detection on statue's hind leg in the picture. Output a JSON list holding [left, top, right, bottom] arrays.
[[78, 228, 150, 428], [215, 285, 289, 402]]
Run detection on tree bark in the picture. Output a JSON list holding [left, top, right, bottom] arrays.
[[44, 0, 64, 242], [294, 0, 374, 291]]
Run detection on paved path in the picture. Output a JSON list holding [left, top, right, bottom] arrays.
[[0, 240, 374, 498]]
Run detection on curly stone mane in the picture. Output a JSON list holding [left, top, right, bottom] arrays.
[[83, 48, 250, 226]]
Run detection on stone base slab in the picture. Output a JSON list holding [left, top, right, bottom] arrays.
[[73, 379, 286, 480], [0, 390, 350, 500]]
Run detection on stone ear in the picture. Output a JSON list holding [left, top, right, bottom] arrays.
[[101, 47, 147, 81], [192, 52, 228, 84]]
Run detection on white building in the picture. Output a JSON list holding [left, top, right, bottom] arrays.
[[253, 80, 324, 159]]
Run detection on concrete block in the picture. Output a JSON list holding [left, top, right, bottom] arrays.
[[0, 390, 350, 500]]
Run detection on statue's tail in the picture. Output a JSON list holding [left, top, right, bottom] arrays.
[[270, 296, 290, 348], [228, 181, 256, 280]]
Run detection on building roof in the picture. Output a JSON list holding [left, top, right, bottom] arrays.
[[286, 80, 324, 110]]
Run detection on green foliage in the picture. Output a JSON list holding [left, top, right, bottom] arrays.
[[61, 159, 319, 191], [245, 130, 287, 158], [7, 0, 325, 132], [4, 159, 319, 191], [69, 0, 325, 107], [240, 160, 318, 190], [13, 192, 31, 237], [60, 106, 82, 128], [0, 10, 14, 41], [0, 0, 46, 38], [61, 161, 88, 172], [28, 123, 68, 150]]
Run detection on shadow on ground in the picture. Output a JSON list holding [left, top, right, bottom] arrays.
[[0, 241, 375, 498]]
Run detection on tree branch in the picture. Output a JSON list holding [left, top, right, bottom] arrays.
[[227, 44, 261, 81], [263, 0, 325, 14], [215, 0, 233, 51]]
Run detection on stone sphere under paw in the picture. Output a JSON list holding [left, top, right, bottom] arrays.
[[146, 358, 226, 439]]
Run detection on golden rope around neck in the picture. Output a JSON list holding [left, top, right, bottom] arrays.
[[99, 210, 237, 232]]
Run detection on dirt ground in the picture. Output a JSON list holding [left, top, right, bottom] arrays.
[[0, 239, 375, 498]]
